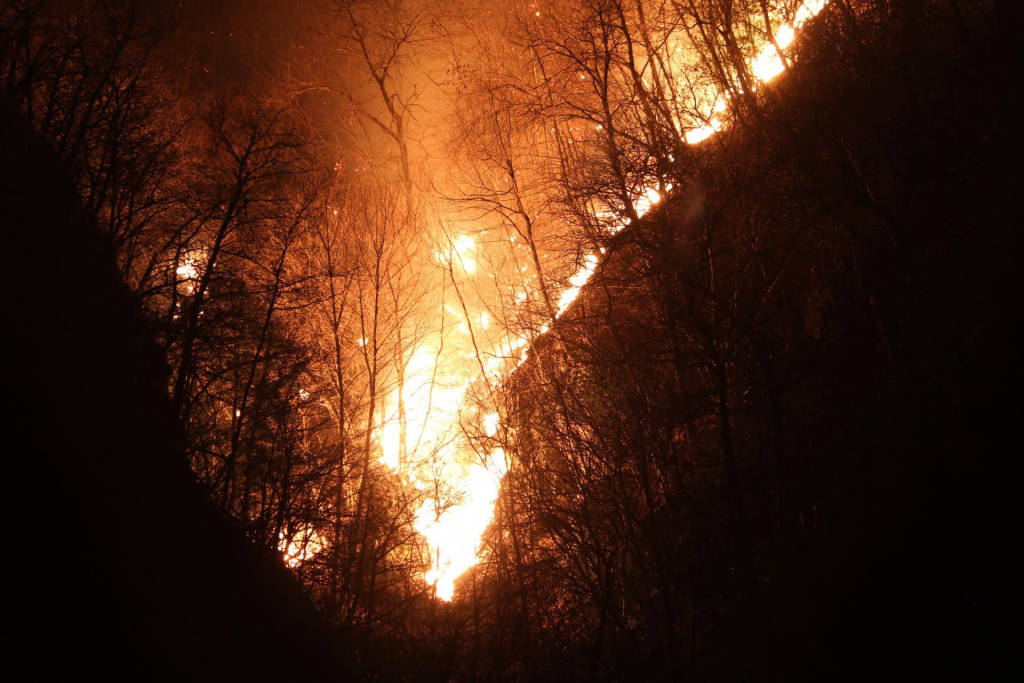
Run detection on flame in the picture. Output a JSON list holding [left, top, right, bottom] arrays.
[[278, 526, 326, 568], [415, 449, 508, 600], [483, 411, 500, 437], [435, 233, 478, 273], [632, 186, 663, 219], [749, 1, 828, 84], [556, 252, 600, 317], [684, 117, 723, 145], [175, 251, 205, 295], [176, 262, 197, 281]]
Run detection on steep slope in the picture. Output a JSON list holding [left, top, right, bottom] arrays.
[[1, 100, 351, 681], [494, 3, 1021, 679]]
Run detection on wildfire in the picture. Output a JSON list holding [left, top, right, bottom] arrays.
[[301, 0, 830, 601]]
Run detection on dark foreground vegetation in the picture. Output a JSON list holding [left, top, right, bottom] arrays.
[[2, 1, 1020, 680], [494, 2, 1022, 679], [1, 102, 346, 680]]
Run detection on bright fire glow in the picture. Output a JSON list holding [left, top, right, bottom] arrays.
[[278, 526, 326, 568], [684, 117, 723, 145], [483, 411, 499, 437], [436, 233, 478, 273], [415, 448, 508, 600], [175, 251, 204, 295], [378, 345, 469, 472], [337, 0, 829, 600], [556, 252, 600, 317]]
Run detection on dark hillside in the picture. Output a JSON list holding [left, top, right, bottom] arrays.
[[0, 102, 349, 680], [497, 2, 1021, 679]]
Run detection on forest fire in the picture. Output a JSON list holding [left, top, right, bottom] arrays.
[[8, 0, 1008, 678], [381, 0, 831, 602]]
